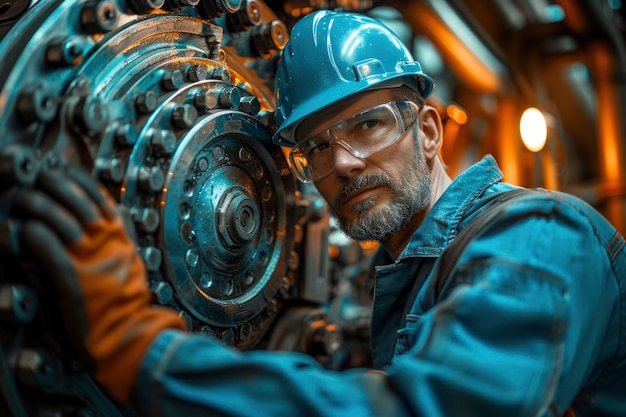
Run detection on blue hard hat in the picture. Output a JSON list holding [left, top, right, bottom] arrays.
[[273, 10, 434, 145]]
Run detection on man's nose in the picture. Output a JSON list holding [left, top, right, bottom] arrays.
[[330, 142, 366, 179]]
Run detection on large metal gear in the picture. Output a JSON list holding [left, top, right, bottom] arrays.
[[0, 0, 296, 345], [0, 0, 355, 415]]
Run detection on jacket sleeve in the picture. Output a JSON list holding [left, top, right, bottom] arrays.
[[133, 194, 621, 417]]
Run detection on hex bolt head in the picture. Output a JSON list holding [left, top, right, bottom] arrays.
[[171, 104, 198, 129], [139, 246, 162, 271], [135, 91, 158, 114], [162, 70, 185, 91], [239, 95, 260, 115], [193, 89, 218, 111], [132, 206, 160, 232], [72, 96, 109, 135], [208, 66, 230, 82], [81, 0, 119, 34], [221, 328, 235, 345], [148, 128, 177, 154], [137, 165, 165, 193], [218, 86, 241, 109], [186, 64, 207, 82], [115, 124, 138, 146], [238, 322, 252, 341], [96, 157, 125, 183], [16, 85, 57, 123], [46, 37, 84, 67], [150, 281, 173, 305]]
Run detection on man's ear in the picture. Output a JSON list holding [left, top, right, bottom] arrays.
[[418, 106, 443, 162]]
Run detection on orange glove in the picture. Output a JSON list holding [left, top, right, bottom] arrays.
[[12, 168, 187, 403]]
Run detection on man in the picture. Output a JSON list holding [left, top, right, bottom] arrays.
[[10, 10, 626, 417]]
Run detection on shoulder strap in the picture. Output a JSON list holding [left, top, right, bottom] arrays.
[[400, 188, 539, 323], [433, 188, 541, 297]]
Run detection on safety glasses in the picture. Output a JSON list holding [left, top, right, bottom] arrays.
[[288, 101, 420, 182]]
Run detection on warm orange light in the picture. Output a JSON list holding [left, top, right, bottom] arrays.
[[520, 107, 547, 152], [446, 104, 468, 125]]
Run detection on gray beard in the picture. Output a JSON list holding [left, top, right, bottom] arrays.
[[330, 136, 432, 242]]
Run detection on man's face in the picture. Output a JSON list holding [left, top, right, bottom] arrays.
[[296, 89, 433, 242]]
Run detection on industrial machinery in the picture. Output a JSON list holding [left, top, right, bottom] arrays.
[[0, 0, 375, 415]]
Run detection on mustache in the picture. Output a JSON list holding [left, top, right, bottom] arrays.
[[333, 173, 394, 207]]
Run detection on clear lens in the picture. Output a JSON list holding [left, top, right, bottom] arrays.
[[289, 101, 419, 182]]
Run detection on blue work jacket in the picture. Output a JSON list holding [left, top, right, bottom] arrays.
[[135, 156, 626, 417]]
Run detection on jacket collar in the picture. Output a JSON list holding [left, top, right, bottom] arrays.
[[397, 155, 504, 259]]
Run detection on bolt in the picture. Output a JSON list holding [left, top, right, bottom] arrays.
[[193, 89, 218, 112], [221, 328, 235, 345], [81, 0, 119, 34], [239, 322, 252, 341], [46, 37, 84, 67], [208, 66, 230, 82], [196, 0, 241, 19], [15, 350, 56, 388], [16, 85, 57, 123], [115, 124, 138, 146], [135, 91, 158, 114], [200, 325, 217, 337], [185, 249, 199, 267], [171, 104, 197, 129], [0, 284, 38, 324], [150, 281, 173, 305], [139, 246, 162, 271], [228, 0, 262, 30], [137, 165, 164, 193], [251, 20, 288, 57], [72, 96, 109, 135], [186, 64, 207, 82], [96, 157, 125, 183], [149, 128, 177, 154], [0, 145, 38, 187], [197, 157, 208, 172], [132, 206, 160, 232], [239, 95, 260, 115], [162, 70, 185, 91], [238, 146, 251, 162], [217, 86, 240, 109], [128, 0, 165, 14]]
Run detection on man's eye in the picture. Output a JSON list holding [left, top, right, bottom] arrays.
[[309, 142, 330, 156], [357, 120, 379, 132]]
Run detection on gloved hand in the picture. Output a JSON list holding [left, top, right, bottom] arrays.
[[10, 167, 187, 404]]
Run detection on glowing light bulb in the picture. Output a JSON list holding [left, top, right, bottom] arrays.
[[520, 107, 547, 152]]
